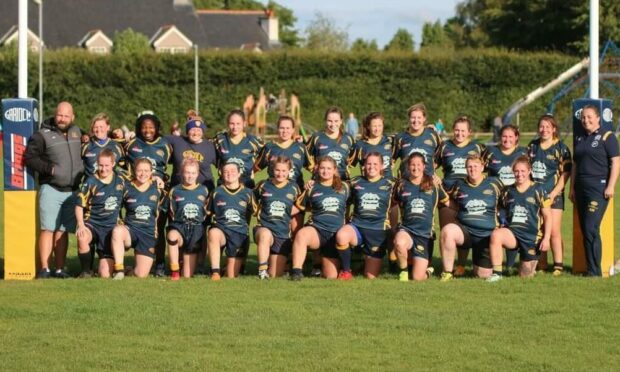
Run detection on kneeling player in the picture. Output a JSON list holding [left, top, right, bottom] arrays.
[[335, 152, 395, 279], [75, 149, 125, 278], [488, 156, 551, 281], [393, 153, 448, 281], [207, 162, 256, 280], [111, 158, 164, 279], [254, 156, 300, 279], [167, 158, 209, 280], [290, 156, 350, 280]]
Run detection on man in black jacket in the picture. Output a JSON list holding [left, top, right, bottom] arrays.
[[25, 101, 84, 278]]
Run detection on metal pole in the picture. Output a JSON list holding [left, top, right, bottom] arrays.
[[18, 0, 28, 98], [589, 0, 599, 99], [38, 0, 43, 123], [194, 44, 199, 115]]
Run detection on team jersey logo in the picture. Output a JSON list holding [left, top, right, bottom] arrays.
[[293, 153, 302, 159], [464, 200, 486, 215], [326, 151, 343, 165], [269, 201, 287, 217], [531, 161, 547, 179], [183, 150, 204, 162], [512, 205, 528, 223], [183, 203, 200, 221], [156, 150, 165, 157], [409, 198, 426, 214], [322, 197, 340, 212], [104, 196, 119, 211], [360, 193, 380, 211], [498, 166, 514, 184], [224, 209, 242, 223], [451, 158, 466, 175], [227, 157, 245, 174], [382, 156, 391, 170], [135, 205, 151, 220]]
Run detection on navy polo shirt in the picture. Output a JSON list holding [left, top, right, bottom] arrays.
[[573, 128, 619, 180]]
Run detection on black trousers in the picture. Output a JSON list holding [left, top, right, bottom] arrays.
[[575, 178, 609, 276]]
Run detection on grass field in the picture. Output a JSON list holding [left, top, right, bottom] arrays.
[[1, 134, 620, 371]]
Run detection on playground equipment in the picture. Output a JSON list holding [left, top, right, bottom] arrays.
[[242, 89, 307, 139]]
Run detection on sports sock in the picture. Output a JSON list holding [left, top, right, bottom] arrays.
[[114, 263, 124, 272], [211, 268, 220, 274], [258, 262, 268, 271], [506, 249, 518, 268], [337, 246, 351, 272], [78, 252, 92, 272], [170, 263, 180, 272], [553, 262, 564, 271]]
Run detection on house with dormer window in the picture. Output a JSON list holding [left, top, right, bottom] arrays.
[[0, 0, 280, 54]]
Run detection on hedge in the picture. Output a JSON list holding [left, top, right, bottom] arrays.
[[0, 48, 590, 136]]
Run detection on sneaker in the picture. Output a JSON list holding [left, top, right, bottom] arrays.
[[78, 271, 93, 279], [486, 273, 502, 283], [338, 270, 353, 281], [154, 263, 166, 277], [54, 269, 71, 279], [211, 272, 221, 281], [112, 271, 125, 280], [37, 268, 51, 279], [552, 269, 563, 277], [171, 271, 180, 281], [258, 270, 269, 280], [310, 268, 322, 277], [290, 271, 304, 281], [454, 266, 466, 277], [398, 271, 409, 282], [426, 267, 435, 278], [440, 272, 453, 282]]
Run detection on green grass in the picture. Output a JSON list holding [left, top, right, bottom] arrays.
[[1, 134, 620, 371]]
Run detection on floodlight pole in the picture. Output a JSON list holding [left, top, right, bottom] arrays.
[[194, 44, 199, 115], [589, 0, 599, 99], [18, 0, 28, 98], [36, 0, 43, 123]]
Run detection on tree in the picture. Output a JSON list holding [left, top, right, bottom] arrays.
[[193, 0, 301, 48], [421, 20, 450, 49], [444, 0, 620, 54], [384, 28, 414, 52], [350, 38, 378, 52], [303, 12, 349, 52], [112, 29, 151, 54]]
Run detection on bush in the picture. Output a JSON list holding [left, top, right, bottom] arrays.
[[0, 48, 582, 135]]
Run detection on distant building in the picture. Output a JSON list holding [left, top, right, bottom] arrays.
[[0, 0, 280, 53]]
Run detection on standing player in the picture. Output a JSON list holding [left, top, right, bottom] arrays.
[[166, 158, 209, 280], [393, 153, 449, 281], [290, 156, 350, 280], [570, 105, 620, 276], [75, 149, 125, 278], [487, 156, 552, 281], [214, 109, 263, 189], [207, 162, 256, 280], [351, 112, 395, 179], [254, 115, 313, 189], [393, 103, 441, 178], [254, 156, 301, 279], [110, 158, 164, 279], [306, 106, 356, 181], [440, 154, 502, 280], [81, 113, 125, 179], [527, 114, 571, 275], [335, 152, 395, 279]]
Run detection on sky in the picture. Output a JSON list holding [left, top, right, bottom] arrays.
[[270, 0, 461, 48]]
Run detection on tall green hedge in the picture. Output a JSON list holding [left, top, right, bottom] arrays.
[[0, 48, 586, 135]]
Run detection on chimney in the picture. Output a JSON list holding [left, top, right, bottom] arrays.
[[260, 10, 279, 43]]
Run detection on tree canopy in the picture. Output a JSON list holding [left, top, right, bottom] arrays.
[[444, 0, 620, 54], [384, 28, 414, 52], [303, 12, 349, 52]]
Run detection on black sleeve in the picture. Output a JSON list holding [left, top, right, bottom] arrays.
[[24, 132, 54, 176]]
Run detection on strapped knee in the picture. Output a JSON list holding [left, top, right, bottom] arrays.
[[167, 238, 179, 246]]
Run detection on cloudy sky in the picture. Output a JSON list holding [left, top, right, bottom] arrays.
[[271, 0, 461, 48]]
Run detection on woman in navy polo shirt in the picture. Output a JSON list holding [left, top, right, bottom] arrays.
[[570, 104, 620, 276]]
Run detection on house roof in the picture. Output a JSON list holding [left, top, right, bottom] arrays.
[[77, 29, 113, 47], [0, 0, 277, 50]]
